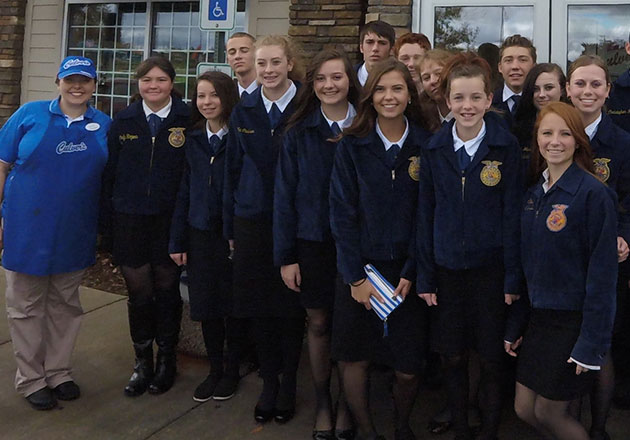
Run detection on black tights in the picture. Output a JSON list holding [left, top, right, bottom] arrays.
[[253, 316, 305, 411], [340, 361, 418, 439], [201, 317, 248, 378], [122, 262, 180, 307], [442, 353, 504, 439]]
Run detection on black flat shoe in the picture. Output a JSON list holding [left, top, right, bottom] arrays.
[[26, 387, 57, 411], [335, 428, 357, 440], [313, 429, 336, 440], [427, 419, 452, 435], [254, 404, 275, 423], [53, 381, 80, 401], [273, 406, 295, 424]]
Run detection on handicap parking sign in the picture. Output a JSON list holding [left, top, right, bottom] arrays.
[[200, 0, 235, 30], [211, 0, 227, 21]]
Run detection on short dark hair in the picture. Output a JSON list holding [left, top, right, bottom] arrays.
[[394, 32, 431, 57], [499, 34, 537, 63], [135, 56, 176, 81], [228, 32, 256, 44], [359, 20, 395, 47], [191, 71, 239, 130]]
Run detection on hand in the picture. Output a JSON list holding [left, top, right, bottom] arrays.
[[281, 263, 301, 292], [418, 293, 437, 306], [228, 239, 235, 260], [393, 278, 412, 299], [618, 236, 629, 263], [169, 252, 187, 266], [351, 279, 384, 310], [504, 337, 522, 357], [504, 293, 520, 305], [567, 358, 589, 375]]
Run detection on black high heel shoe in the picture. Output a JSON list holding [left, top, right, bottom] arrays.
[[254, 404, 275, 423]]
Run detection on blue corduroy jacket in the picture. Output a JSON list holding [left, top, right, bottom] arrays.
[[273, 109, 340, 266], [511, 163, 618, 366], [222, 85, 299, 239], [169, 128, 226, 253], [416, 115, 522, 294], [329, 121, 432, 284]]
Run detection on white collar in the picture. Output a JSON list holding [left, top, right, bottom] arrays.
[[261, 81, 297, 113], [206, 123, 228, 141], [64, 114, 84, 128], [542, 168, 551, 193], [376, 117, 409, 151], [238, 80, 258, 97], [502, 84, 521, 103], [320, 103, 356, 130], [357, 63, 369, 87], [438, 107, 454, 123], [585, 113, 603, 141], [143, 97, 172, 119], [452, 121, 486, 158]]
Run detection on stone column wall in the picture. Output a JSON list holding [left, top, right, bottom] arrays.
[[288, 0, 366, 65], [366, 0, 412, 36], [0, 1, 26, 127]]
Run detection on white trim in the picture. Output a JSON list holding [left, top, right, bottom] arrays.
[[415, 0, 550, 62]]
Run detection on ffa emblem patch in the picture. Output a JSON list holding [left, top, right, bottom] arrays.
[[168, 127, 186, 148], [408, 156, 420, 181], [480, 160, 502, 186], [593, 158, 611, 183], [546, 204, 568, 232]]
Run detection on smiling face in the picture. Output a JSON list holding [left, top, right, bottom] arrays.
[[138, 66, 174, 111], [313, 59, 350, 107], [360, 32, 392, 70], [533, 71, 563, 109], [566, 64, 610, 122], [57, 74, 96, 108], [227, 36, 255, 77], [498, 46, 535, 93], [372, 70, 409, 121], [447, 75, 492, 138], [420, 59, 444, 101], [195, 80, 223, 124], [537, 112, 576, 169], [255, 44, 293, 92], [397, 43, 425, 82]]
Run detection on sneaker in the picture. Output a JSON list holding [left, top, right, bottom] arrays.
[[26, 387, 57, 410], [53, 381, 81, 401], [212, 374, 239, 401], [193, 374, 221, 402]]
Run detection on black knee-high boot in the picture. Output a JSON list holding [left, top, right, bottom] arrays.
[[149, 292, 182, 394], [124, 301, 156, 397]]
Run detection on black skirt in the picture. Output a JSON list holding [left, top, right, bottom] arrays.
[[112, 211, 174, 268], [517, 308, 594, 401], [331, 259, 427, 374], [296, 239, 337, 310], [231, 216, 303, 318], [186, 224, 232, 321]]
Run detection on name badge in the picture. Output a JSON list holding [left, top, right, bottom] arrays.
[[85, 122, 100, 131]]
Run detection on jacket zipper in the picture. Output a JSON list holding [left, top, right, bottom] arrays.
[[148, 136, 156, 196], [391, 168, 396, 259], [209, 156, 215, 186]]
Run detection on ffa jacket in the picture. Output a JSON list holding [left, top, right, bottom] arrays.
[[608, 70, 630, 134], [169, 128, 226, 253], [273, 109, 339, 266], [329, 122, 432, 284], [513, 163, 618, 366], [416, 115, 522, 294], [590, 113, 630, 243], [223, 85, 298, 239], [492, 87, 514, 129], [103, 97, 190, 218]]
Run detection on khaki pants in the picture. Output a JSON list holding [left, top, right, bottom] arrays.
[[5, 268, 85, 396]]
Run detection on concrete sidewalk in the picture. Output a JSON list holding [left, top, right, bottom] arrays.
[[0, 274, 628, 440]]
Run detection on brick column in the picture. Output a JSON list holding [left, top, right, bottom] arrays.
[[0, 1, 26, 127], [366, 0, 412, 36], [289, 0, 366, 65]]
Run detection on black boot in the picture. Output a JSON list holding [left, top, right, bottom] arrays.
[[148, 297, 182, 394], [124, 301, 156, 397]]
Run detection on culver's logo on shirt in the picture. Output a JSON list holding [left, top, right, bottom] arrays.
[[56, 141, 88, 154]]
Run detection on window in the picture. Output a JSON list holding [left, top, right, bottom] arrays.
[[65, 1, 247, 117]]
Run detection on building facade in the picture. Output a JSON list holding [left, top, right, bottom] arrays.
[[1, 0, 629, 124]]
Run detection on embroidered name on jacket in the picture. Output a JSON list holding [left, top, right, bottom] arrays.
[[56, 141, 87, 154]]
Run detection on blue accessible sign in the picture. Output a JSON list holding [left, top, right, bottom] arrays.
[[200, 0, 236, 30]]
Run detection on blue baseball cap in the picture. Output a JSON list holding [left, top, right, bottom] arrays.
[[58, 56, 97, 79]]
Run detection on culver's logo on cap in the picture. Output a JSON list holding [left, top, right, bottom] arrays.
[[58, 56, 97, 79], [63, 58, 93, 70], [56, 141, 88, 154]]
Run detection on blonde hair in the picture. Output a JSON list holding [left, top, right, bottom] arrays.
[[255, 35, 304, 82]]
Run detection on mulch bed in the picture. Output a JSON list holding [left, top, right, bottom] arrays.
[[82, 251, 127, 295]]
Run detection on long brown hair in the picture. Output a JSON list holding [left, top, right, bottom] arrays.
[[344, 59, 427, 139], [190, 71, 239, 130], [285, 49, 360, 132], [529, 101, 594, 186]]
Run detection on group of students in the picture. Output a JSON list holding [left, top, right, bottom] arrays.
[[1, 17, 630, 440]]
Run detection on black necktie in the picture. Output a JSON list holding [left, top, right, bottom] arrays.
[[331, 122, 342, 136], [386, 144, 400, 168], [457, 146, 471, 171], [510, 95, 521, 115], [268, 103, 282, 129], [148, 113, 162, 138], [208, 134, 221, 156]]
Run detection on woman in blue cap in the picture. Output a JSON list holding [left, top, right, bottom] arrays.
[[0, 56, 111, 410]]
